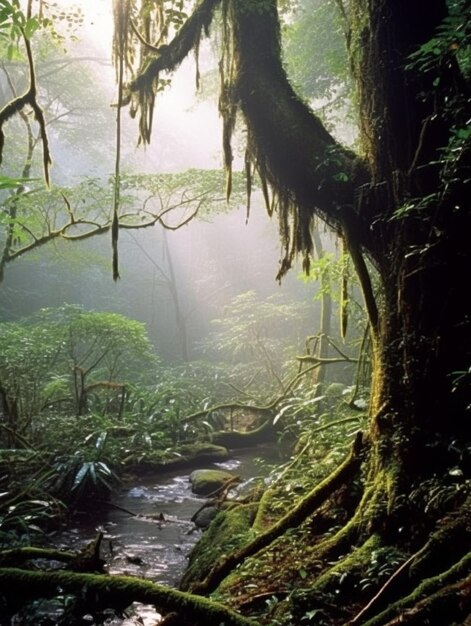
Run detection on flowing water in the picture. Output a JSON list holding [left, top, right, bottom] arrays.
[[48, 446, 280, 625]]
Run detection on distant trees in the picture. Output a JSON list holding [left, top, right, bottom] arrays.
[[0, 305, 156, 442]]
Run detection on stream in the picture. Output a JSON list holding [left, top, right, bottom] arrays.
[[46, 446, 280, 626]]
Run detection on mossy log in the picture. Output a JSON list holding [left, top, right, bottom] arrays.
[[0, 533, 105, 572], [125, 443, 229, 474], [211, 420, 276, 448], [0, 567, 258, 626], [0, 546, 75, 567], [190, 431, 365, 595]]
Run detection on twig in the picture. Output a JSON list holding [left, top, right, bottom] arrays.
[[349, 552, 417, 624]]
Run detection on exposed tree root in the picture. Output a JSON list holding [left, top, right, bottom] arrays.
[[0, 546, 75, 566], [0, 567, 258, 626], [0, 532, 105, 572], [350, 552, 418, 624], [408, 499, 471, 582], [360, 551, 471, 626], [378, 575, 471, 626], [189, 431, 365, 595], [348, 496, 471, 623], [279, 473, 471, 626], [311, 533, 383, 594]]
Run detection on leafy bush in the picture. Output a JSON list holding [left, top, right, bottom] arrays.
[[0, 305, 157, 436]]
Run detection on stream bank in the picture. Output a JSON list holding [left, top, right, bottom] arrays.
[[42, 445, 280, 626]]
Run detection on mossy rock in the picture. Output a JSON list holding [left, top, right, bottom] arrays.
[[180, 502, 258, 590], [177, 443, 230, 464], [125, 443, 230, 475], [193, 505, 219, 529], [189, 469, 236, 496]]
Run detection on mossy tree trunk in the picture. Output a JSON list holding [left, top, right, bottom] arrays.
[[227, 0, 470, 499], [110, 0, 471, 620]]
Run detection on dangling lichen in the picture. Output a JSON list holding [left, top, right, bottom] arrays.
[[111, 0, 132, 281], [115, 0, 221, 147], [244, 147, 252, 223], [218, 0, 237, 201], [120, 0, 368, 286], [340, 234, 349, 340]]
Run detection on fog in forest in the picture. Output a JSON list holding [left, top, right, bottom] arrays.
[[0, 5, 337, 364]]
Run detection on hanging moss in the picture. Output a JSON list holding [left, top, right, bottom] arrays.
[[223, 0, 369, 279], [119, 0, 222, 145], [120, 0, 370, 279]]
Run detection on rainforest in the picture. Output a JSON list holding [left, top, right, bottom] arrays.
[[0, 1, 470, 625]]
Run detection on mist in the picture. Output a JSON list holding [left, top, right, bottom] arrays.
[[0, 3, 334, 366]]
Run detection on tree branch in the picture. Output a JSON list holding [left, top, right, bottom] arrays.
[[0, 28, 52, 185], [183, 362, 320, 423], [129, 0, 221, 93]]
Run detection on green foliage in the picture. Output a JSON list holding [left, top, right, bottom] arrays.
[[299, 249, 347, 299], [403, 0, 470, 203], [0, 498, 59, 542], [51, 431, 119, 507], [392, 0, 470, 227], [359, 547, 406, 592], [0, 170, 247, 281], [283, 0, 349, 100], [0, 175, 35, 191], [0, 0, 82, 63], [273, 385, 326, 426], [120, 169, 247, 221], [0, 305, 157, 429], [409, 475, 470, 517], [0, 0, 39, 57], [200, 290, 310, 395], [0, 448, 65, 546], [300, 246, 367, 346], [121, 360, 243, 450], [282, 0, 354, 137], [407, 0, 471, 80], [257, 387, 365, 523]]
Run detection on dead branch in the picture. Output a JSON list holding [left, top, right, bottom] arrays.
[[183, 362, 320, 423]]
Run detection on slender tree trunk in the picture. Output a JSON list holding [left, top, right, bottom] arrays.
[[311, 228, 332, 388]]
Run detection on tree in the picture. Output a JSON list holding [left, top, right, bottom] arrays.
[[0, 305, 156, 431], [203, 289, 311, 392], [112, 0, 470, 622], [0, 3, 236, 285]]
